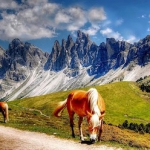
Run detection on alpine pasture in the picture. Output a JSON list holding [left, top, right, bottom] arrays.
[[1, 81, 150, 149]]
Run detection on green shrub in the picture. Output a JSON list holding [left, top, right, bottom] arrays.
[[121, 120, 150, 134]]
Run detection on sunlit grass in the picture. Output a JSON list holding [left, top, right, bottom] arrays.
[[1, 81, 149, 149]]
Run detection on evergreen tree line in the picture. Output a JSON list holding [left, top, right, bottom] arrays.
[[136, 76, 150, 92], [140, 84, 150, 92], [119, 120, 150, 134]]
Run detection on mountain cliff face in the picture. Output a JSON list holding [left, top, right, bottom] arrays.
[[2, 39, 49, 81], [0, 30, 150, 101], [0, 39, 49, 99], [45, 30, 132, 77]]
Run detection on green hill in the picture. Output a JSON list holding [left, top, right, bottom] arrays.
[[1, 81, 150, 149], [9, 81, 150, 124]]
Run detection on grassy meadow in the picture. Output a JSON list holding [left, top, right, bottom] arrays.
[[0, 81, 150, 149]]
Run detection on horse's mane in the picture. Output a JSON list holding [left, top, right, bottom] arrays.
[[87, 88, 101, 116]]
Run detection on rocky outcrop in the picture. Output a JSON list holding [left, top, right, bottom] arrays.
[[0, 46, 5, 78], [1, 39, 49, 81], [45, 30, 133, 77], [137, 35, 150, 65]]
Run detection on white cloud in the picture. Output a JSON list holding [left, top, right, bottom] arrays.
[[100, 28, 138, 43], [82, 25, 100, 36], [100, 27, 123, 41], [147, 28, 150, 32], [0, 1, 107, 41], [115, 19, 123, 26], [55, 11, 71, 25], [68, 7, 87, 27], [88, 7, 106, 23], [0, 1, 60, 40], [0, 0, 18, 9], [100, 28, 112, 35], [0, 8, 57, 40], [23, 0, 48, 6], [55, 7, 87, 31], [0, 12, 54, 40], [102, 20, 111, 27], [126, 35, 137, 43]]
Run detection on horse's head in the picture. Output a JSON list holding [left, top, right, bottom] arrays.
[[87, 112, 102, 143]]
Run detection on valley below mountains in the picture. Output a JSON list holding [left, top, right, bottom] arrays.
[[0, 30, 150, 101]]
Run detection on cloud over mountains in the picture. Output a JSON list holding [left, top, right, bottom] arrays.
[[0, 0, 106, 41]]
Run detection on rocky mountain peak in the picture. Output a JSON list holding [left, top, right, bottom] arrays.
[[62, 39, 66, 47], [66, 35, 74, 51], [106, 38, 119, 59], [145, 35, 150, 40], [67, 35, 73, 41], [1, 39, 48, 82], [76, 30, 91, 45], [0, 46, 5, 55], [9, 38, 23, 50], [99, 42, 106, 48], [77, 30, 83, 38], [54, 40, 60, 47], [0, 32, 150, 101]]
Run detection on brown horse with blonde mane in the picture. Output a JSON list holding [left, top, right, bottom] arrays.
[[0, 102, 9, 123], [53, 88, 105, 143]]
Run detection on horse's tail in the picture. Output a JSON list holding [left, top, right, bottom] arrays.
[[4, 103, 9, 122], [53, 99, 67, 117]]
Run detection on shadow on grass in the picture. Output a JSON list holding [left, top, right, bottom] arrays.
[[0, 120, 5, 123], [80, 140, 93, 145]]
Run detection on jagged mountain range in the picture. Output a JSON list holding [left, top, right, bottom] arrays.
[[0, 30, 150, 101]]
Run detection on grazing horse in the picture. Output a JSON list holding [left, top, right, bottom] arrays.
[[53, 88, 105, 143], [0, 102, 9, 123]]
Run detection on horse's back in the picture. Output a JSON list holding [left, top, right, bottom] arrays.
[[98, 93, 105, 114], [0, 102, 6, 110], [67, 89, 105, 116], [67, 90, 90, 116]]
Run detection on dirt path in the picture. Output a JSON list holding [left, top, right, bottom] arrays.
[[0, 126, 122, 150]]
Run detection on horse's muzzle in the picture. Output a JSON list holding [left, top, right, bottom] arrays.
[[90, 138, 96, 144], [90, 134, 97, 143]]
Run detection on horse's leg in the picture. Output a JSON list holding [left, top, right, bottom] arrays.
[[98, 120, 103, 141], [69, 112, 75, 138], [78, 116, 84, 141], [1, 110, 6, 123]]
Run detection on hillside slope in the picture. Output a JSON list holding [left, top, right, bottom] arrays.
[[9, 81, 150, 125], [5, 82, 150, 149]]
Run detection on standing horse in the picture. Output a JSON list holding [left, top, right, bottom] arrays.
[[0, 102, 9, 123], [53, 88, 105, 143]]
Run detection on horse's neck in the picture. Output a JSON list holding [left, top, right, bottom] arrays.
[[87, 90, 100, 116], [92, 105, 101, 116]]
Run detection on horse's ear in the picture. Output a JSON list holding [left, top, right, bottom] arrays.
[[99, 113, 105, 120], [87, 111, 92, 117]]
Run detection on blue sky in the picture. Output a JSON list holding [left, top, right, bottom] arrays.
[[0, 0, 150, 53]]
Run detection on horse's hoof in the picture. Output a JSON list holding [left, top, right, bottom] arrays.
[[81, 138, 84, 142]]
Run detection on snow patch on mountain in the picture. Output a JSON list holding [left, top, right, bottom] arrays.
[[124, 65, 150, 81], [6, 62, 150, 101]]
